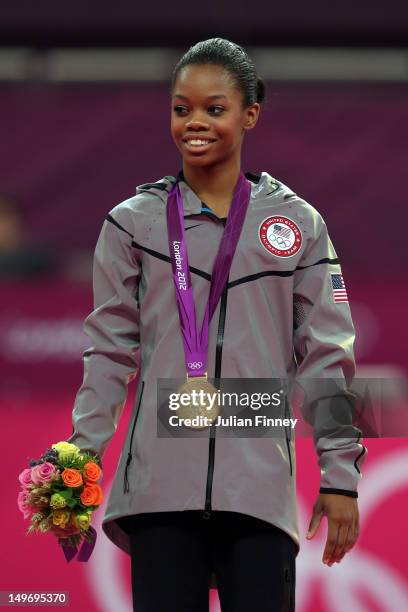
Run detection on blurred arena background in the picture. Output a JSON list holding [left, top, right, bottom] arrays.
[[1, 2, 408, 611]]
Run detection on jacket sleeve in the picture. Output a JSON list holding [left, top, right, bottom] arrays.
[[292, 207, 367, 497], [66, 205, 141, 461]]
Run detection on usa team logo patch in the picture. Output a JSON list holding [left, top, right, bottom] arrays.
[[258, 216, 302, 258], [331, 273, 349, 303]]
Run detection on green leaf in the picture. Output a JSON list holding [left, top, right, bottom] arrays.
[[52, 483, 66, 491], [59, 489, 73, 499]]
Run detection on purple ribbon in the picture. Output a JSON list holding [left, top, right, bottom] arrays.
[[60, 526, 97, 563], [167, 172, 251, 378]]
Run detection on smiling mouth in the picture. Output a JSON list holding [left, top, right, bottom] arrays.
[[182, 138, 217, 148]]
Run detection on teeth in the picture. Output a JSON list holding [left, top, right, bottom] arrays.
[[186, 139, 211, 146]]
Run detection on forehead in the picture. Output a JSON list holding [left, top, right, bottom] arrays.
[[172, 64, 241, 100]]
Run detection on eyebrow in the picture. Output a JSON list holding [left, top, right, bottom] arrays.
[[172, 94, 228, 101]]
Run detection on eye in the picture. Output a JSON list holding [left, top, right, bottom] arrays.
[[208, 105, 225, 115], [173, 105, 189, 115]]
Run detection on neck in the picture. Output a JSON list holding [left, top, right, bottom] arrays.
[[182, 156, 242, 208]]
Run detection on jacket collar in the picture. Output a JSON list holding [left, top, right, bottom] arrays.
[[135, 170, 284, 214]]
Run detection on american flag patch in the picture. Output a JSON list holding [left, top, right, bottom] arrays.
[[273, 224, 291, 238], [331, 273, 348, 303]]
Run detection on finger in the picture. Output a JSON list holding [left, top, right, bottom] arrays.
[[323, 520, 339, 565], [307, 508, 323, 539], [352, 518, 360, 548], [344, 519, 358, 553], [331, 523, 350, 564], [335, 551, 346, 564], [327, 523, 346, 565]]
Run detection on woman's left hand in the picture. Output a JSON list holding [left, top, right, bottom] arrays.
[[306, 493, 360, 566]]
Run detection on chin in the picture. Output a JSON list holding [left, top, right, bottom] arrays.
[[181, 154, 217, 168]]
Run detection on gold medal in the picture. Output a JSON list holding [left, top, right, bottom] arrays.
[[175, 372, 221, 429]]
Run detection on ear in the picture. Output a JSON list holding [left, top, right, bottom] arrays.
[[243, 103, 261, 131]]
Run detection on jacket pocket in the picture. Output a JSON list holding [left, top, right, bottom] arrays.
[[123, 380, 145, 493]]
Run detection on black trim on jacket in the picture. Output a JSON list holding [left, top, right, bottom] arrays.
[[123, 381, 145, 494], [106, 215, 340, 285], [107, 214, 339, 269], [319, 487, 358, 498], [354, 445, 367, 474], [203, 275, 230, 519], [106, 213, 133, 238]]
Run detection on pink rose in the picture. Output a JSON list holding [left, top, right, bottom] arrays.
[[17, 490, 34, 519], [18, 468, 33, 488], [31, 462, 57, 485]]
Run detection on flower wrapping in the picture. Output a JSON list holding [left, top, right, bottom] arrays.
[[18, 441, 103, 562]]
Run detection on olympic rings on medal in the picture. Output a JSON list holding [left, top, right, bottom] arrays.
[[187, 361, 203, 369]]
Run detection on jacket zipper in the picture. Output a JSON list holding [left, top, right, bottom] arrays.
[[202, 275, 229, 519], [123, 379, 145, 493], [284, 397, 293, 477]]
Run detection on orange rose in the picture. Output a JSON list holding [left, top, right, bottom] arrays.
[[80, 484, 103, 506], [61, 468, 83, 488], [83, 461, 102, 483]]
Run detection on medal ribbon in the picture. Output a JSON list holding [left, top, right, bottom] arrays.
[[166, 171, 251, 378]]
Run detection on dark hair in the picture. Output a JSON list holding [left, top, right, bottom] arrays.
[[171, 37, 266, 107]]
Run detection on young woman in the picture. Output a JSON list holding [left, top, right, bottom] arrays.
[[67, 38, 366, 611]]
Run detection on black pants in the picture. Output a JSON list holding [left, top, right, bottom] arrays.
[[124, 510, 297, 612]]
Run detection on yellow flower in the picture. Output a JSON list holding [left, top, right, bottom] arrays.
[[52, 509, 70, 527], [39, 518, 51, 533], [76, 514, 91, 530], [52, 441, 80, 460], [50, 493, 67, 509]]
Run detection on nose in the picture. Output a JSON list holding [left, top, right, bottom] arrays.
[[185, 117, 210, 131]]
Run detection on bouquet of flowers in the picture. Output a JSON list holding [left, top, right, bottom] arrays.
[[17, 441, 103, 562]]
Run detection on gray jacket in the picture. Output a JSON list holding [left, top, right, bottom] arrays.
[[67, 171, 367, 560]]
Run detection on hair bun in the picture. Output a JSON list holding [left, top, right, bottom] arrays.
[[256, 77, 266, 104]]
